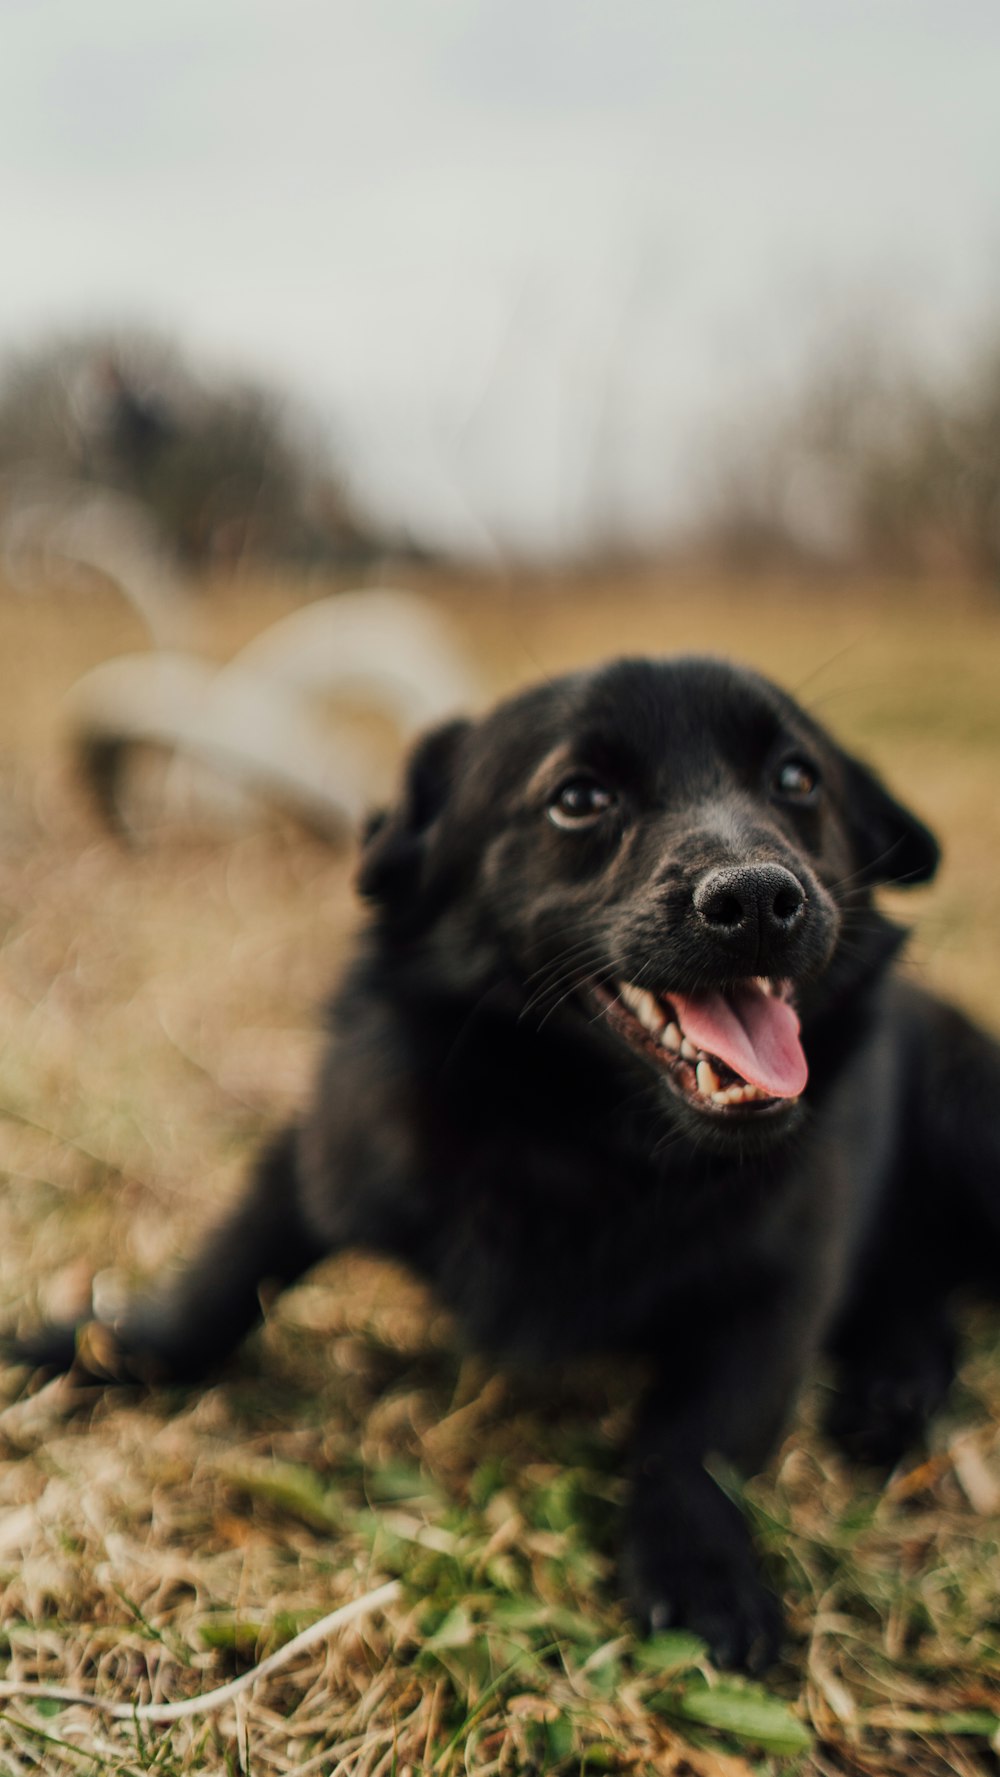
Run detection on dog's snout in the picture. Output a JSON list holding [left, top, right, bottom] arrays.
[[694, 864, 806, 957]]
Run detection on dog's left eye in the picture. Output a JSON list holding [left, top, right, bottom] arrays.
[[548, 776, 615, 829], [774, 758, 820, 801]]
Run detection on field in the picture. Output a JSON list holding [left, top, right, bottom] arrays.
[[2, 568, 1000, 1776]]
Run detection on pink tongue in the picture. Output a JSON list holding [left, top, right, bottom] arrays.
[[668, 984, 807, 1098]]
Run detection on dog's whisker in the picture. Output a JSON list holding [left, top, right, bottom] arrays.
[[519, 967, 604, 1022], [823, 851, 902, 896], [519, 937, 613, 989], [528, 964, 613, 1031], [518, 945, 612, 1019]]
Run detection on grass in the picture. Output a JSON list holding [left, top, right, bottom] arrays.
[[2, 566, 1000, 1773]]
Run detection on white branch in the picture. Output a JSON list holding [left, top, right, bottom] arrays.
[[0, 1578, 401, 1724]]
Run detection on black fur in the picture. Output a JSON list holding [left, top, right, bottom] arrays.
[[12, 654, 1000, 1673]]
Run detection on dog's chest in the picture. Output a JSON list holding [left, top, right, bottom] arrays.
[[420, 1132, 810, 1360]]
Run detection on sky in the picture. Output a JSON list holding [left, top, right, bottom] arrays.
[[3, 0, 1000, 557]]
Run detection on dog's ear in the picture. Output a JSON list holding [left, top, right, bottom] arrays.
[[837, 750, 940, 888], [357, 718, 472, 908]]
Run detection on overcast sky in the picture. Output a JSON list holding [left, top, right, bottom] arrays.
[[3, 0, 1000, 555]]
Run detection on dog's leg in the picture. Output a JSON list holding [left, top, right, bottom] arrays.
[[810, 990, 1000, 1471], [824, 1277, 959, 1470], [7, 1126, 329, 1383], [822, 999, 1000, 1467], [621, 1299, 810, 1672], [924, 1013, 1000, 1269]]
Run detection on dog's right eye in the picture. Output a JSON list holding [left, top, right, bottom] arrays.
[[548, 776, 615, 829]]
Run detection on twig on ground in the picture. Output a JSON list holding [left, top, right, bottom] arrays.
[[0, 1580, 401, 1724]]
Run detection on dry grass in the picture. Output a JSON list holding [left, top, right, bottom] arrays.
[[2, 568, 1000, 1774]]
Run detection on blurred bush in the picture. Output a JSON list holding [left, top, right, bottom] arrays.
[[0, 329, 378, 571], [695, 325, 1000, 586]]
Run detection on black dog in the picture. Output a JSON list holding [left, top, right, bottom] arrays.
[[14, 655, 1000, 1671]]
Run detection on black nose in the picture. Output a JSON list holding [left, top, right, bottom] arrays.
[[694, 864, 806, 958]]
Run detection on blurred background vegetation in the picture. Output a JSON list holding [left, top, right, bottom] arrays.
[[692, 323, 1000, 584], [1, 315, 998, 584], [0, 328, 375, 574]]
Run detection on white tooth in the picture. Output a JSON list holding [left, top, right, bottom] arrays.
[[711, 1090, 729, 1106], [681, 1038, 697, 1061], [661, 1022, 682, 1052], [639, 993, 667, 1034], [727, 1086, 748, 1104], [618, 982, 665, 1033], [696, 1060, 720, 1097]]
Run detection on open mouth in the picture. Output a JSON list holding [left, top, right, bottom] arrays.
[[591, 976, 807, 1117]]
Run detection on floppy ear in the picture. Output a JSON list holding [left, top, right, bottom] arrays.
[[838, 751, 940, 888], [356, 718, 472, 908]]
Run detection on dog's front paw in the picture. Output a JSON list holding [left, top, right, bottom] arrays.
[[826, 1378, 922, 1470], [826, 1347, 954, 1472], [624, 1549, 784, 1673]]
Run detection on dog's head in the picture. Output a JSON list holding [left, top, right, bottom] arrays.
[[359, 657, 938, 1150]]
